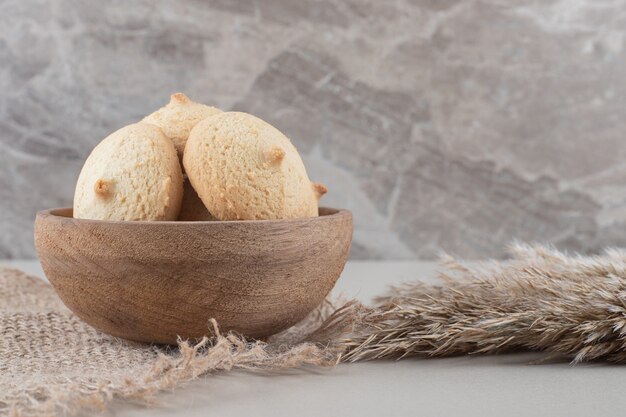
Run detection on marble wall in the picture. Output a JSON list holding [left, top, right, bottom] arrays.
[[2, 0, 626, 259]]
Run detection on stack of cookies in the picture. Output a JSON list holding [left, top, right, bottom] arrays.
[[73, 93, 327, 222]]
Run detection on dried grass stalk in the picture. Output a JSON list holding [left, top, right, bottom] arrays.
[[341, 243, 626, 363]]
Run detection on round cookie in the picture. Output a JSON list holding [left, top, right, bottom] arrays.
[[74, 123, 183, 221], [183, 111, 327, 220], [178, 179, 216, 221], [141, 93, 221, 161]]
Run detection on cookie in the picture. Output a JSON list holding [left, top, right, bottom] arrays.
[[141, 93, 221, 161], [73, 123, 183, 221], [178, 179, 216, 221], [183, 112, 327, 220]]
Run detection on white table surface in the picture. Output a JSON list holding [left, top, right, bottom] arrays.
[[3, 260, 626, 417]]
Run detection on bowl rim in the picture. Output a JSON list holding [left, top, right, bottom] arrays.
[[36, 206, 352, 226]]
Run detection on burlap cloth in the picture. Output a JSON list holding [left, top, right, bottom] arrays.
[[0, 267, 357, 417]]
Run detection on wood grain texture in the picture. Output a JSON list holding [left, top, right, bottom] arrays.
[[34, 207, 352, 344]]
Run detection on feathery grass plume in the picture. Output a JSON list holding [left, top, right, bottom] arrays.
[[340, 243, 626, 363]]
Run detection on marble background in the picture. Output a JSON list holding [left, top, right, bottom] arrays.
[[2, 0, 626, 259]]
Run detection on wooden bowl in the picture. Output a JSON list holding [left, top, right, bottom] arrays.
[[34, 207, 352, 344]]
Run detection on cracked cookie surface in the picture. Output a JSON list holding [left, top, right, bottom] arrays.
[[141, 93, 222, 161], [74, 123, 183, 221], [184, 112, 326, 220]]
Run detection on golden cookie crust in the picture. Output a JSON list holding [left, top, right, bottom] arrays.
[[183, 112, 326, 220], [73, 123, 183, 221], [141, 93, 222, 161]]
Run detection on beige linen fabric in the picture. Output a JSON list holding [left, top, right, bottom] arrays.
[[0, 268, 356, 417]]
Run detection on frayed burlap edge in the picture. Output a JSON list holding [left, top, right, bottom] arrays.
[[0, 266, 363, 417], [7, 321, 351, 417]]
